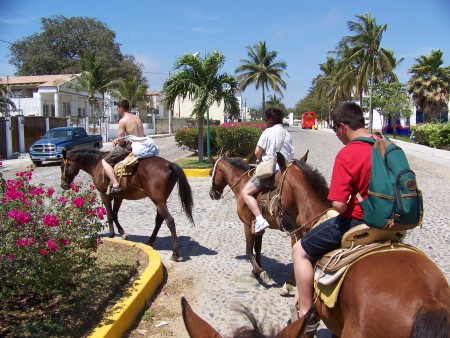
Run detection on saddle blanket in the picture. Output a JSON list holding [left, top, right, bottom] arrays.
[[314, 243, 421, 308]]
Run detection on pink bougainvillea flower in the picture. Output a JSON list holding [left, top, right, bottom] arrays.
[[59, 238, 69, 246], [39, 248, 49, 255], [72, 197, 86, 208], [42, 214, 60, 227], [96, 207, 107, 220], [70, 184, 80, 192], [47, 187, 55, 197], [15, 238, 33, 247], [7, 210, 31, 225], [8, 254, 15, 260], [29, 187, 45, 196], [58, 196, 69, 203], [47, 240, 58, 252]]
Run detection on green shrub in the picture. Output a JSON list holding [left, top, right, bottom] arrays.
[[175, 124, 263, 157], [412, 122, 450, 149]]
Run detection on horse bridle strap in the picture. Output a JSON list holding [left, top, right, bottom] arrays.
[[210, 158, 254, 199]]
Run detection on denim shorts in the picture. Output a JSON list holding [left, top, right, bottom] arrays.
[[300, 215, 363, 258], [250, 174, 275, 189]]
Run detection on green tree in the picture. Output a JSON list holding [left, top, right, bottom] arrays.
[[109, 76, 149, 109], [265, 94, 286, 111], [339, 13, 397, 132], [312, 56, 352, 114], [161, 51, 239, 162], [363, 82, 412, 137], [0, 81, 16, 115], [235, 41, 288, 113], [9, 15, 143, 81], [407, 49, 450, 122]]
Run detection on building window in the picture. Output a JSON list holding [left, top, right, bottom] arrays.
[[78, 107, 85, 117], [63, 102, 71, 116]]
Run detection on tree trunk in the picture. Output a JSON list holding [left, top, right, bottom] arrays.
[[198, 117, 204, 162]]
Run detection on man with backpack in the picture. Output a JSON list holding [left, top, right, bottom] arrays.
[[291, 102, 372, 332]]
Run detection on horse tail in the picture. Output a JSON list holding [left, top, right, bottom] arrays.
[[169, 162, 195, 226], [410, 305, 449, 338]]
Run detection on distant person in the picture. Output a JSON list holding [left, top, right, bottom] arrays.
[[241, 107, 294, 234], [291, 102, 373, 332], [102, 99, 145, 194]]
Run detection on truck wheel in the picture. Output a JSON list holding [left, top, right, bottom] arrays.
[[32, 160, 42, 166]]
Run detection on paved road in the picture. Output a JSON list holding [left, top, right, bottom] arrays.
[[2, 129, 449, 337]]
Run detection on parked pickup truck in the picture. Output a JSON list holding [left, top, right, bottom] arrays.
[[29, 127, 103, 166]]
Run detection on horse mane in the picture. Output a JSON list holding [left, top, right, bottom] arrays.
[[230, 306, 277, 338], [294, 159, 329, 201], [223, 158, 251, 171], [66, 149, 106, 167]]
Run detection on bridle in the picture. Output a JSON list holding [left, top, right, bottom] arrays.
[[210, 157, 254, 200], [277, 160, 333, 242]]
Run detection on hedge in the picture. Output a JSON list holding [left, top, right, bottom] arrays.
[[411, 122, 450, 150], [175, 123, 264, 157]]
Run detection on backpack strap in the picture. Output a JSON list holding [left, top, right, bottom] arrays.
[[352, 136, 376, 203]]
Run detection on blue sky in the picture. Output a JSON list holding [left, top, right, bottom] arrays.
[[1, 0, 449, 109]]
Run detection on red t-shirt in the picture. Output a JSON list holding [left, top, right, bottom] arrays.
[[328, 140, 372, 219]]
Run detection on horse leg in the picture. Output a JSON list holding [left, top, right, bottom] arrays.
[[244, 225, 264, 276], [99, 193, 115, 238], [111, 198, 125, 236], [154, 203, 180, 262], [147, 210, 164, 247], [280, 270, 295, 296]]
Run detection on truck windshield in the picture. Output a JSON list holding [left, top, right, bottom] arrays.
[[43, 130, 73, 139]]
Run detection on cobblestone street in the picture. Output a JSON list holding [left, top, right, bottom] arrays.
[[2, 128, 449, 337]]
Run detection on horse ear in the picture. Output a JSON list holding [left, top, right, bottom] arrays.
[[181, 297, 222, 338], [299, 150, 309, 163], [210, 157, 218, 165], [276, 152, 287, 171]]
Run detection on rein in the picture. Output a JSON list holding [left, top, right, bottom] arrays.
[[277, 160, 333, 241], [210, 158, 254, 201]]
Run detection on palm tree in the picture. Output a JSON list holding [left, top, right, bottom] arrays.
[[265, 94, 286, 111], [161, 51, 239, 162], [312, 56, 353, 112], [235, 41, 288, 113], [109, 76, 149, 109], [339, 13, 396, 132], [407, 49, 450, 122], [77, 50, 112, 118]]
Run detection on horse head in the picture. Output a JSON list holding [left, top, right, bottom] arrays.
[[209, 157, 226, 200], [181, 297, 309, 338], [60, 149, 80, 190]]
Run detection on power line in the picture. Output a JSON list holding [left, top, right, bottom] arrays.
[[0, 4, 40, 24], [0, 39, 12, 45]]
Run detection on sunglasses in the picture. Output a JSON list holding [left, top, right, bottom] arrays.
[[332, 124, 340, 132]]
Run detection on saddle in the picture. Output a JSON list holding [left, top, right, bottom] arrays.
[[113, 152, 140, 177]]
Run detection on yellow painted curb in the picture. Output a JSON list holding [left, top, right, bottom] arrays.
[[183, 168, 211, 177], [88, 238, 164, 338]]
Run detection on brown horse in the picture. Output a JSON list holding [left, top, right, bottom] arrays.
[[209, 153, 309, 295], [279, 158, 450, 337], [181, 296, 313, 337], [60, 149, 194, 261]]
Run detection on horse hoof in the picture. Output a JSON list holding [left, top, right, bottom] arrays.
[[279, 283, 293, 296], [121, 233, 129, 240], [260, 271, 274, 285], [170, 255, 181, 262]]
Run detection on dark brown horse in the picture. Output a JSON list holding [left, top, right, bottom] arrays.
[[209, 153, 309, 295], [60, 149, 194, 261], [181, 296, 313, 337], [280, 158, 450, 337]]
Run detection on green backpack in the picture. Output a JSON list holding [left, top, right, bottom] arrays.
[[354, 136, 424, 231]]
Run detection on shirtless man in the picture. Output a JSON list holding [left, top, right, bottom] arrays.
[[102, 99, 145, 194]]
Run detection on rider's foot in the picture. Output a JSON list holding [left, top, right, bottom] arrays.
[[109, 186, 121, 194], [304, 313, 319, 333], [254, 218, 269, 234]]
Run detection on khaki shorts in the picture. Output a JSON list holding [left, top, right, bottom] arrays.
[[103, 146, 131, 166]]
